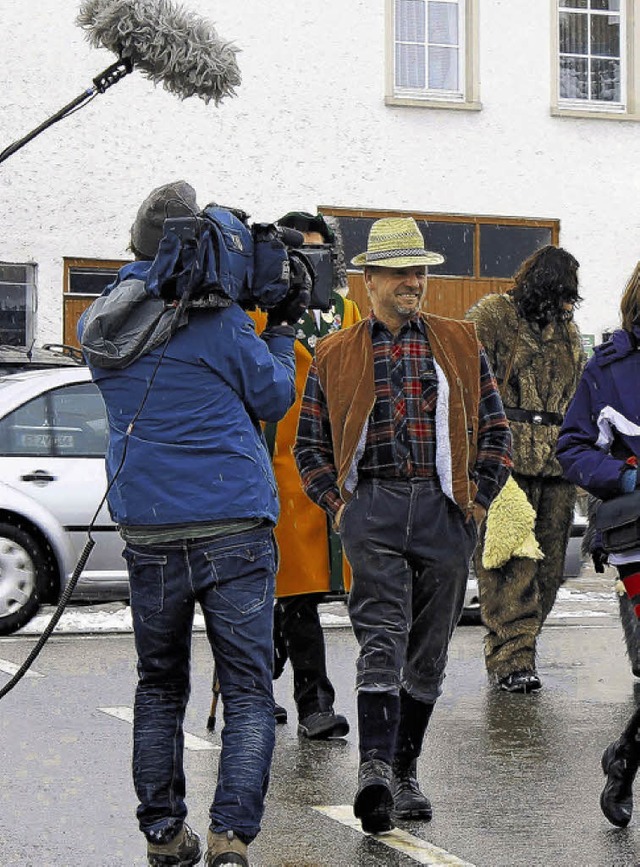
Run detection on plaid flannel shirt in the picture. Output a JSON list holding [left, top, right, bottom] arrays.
[[295, 313, 512, 517]]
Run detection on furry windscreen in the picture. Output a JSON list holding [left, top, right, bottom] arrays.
[[77, 0, 242, 105]]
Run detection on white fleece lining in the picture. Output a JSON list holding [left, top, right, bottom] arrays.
[[345, 420, 369, 494], [596, 406, 640, 451], [434, 359, 455, 503]]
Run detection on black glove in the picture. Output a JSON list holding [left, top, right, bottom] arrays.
[[266, 284, 311, 329], [592, 547, 609, 574]]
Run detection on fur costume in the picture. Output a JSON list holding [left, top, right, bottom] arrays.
[[466, 292, 583, 679]]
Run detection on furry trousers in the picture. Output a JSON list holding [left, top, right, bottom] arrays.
[[473, 474, 576, 680]]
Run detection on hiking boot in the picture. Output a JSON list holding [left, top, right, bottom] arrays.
[[147, 823, 202, 866], [353, 759, 394, 834], [600, 737, 640, 827], [274, 703, 288, 724], [498, 670, 542, 694], [298, 710, 349, 740], [205, 829, 248, 867], [391, 758, 433, 821]]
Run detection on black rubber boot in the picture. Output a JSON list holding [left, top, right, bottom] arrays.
[[601, 734, 640, 827], [601, 705, 640, 827], [391, 692, 434, 821], [353, 759, 394, 834], [354, 692, 400, 834], [392, 757, 433, 820]]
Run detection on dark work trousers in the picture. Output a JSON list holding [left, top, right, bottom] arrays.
[[340, 478, 476, 705], [275, 592, 336, 719]]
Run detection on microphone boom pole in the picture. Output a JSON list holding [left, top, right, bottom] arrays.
[[0, 56, 133, 166]]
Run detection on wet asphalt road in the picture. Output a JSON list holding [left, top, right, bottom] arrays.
[[2, 567, 640, 866]]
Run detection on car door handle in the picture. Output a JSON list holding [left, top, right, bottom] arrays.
[[21, 470, 56, 484]]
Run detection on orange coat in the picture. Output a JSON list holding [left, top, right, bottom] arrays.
[[251, 295, 361, 597]]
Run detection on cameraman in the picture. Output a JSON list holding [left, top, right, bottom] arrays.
[[78, 181, 307, 867]]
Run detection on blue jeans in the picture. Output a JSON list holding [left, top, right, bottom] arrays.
[[125, 526, 276, 845]]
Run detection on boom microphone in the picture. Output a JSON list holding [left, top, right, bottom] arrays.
[[76, 0, 242, 105], [0, 0, 242, 164]]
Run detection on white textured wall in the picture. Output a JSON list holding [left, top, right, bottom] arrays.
[[0, 0, 638, 342]]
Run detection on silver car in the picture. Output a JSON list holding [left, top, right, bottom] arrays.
[[0, 366, 128, 635]]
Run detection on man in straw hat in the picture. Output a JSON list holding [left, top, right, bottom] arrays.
[[294, 216, 512, 833]]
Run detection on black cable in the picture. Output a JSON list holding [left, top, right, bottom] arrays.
[[0, 310, 181, 698]]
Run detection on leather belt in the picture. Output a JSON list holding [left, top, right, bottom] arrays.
[[504, 407, 564, 426]]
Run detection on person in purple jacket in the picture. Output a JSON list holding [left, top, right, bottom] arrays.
[[557, 261, 640, 829]]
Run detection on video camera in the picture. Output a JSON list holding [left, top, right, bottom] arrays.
[[146, 203, 335, 313]]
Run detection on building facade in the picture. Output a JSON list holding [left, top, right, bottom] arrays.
[[0, 0, 638, 348]]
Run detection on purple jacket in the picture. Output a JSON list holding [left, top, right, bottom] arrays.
[[556, 325, 640, 500]]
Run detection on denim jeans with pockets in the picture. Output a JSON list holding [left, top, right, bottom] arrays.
[[125, 525, 276, 845]]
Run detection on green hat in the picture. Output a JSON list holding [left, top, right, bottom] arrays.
[[351, 217, 444, 268]]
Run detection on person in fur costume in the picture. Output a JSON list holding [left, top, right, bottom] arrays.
[[557, 262, 640, 826], [466, 245, 584, 693], [251, 212, 360, 739]]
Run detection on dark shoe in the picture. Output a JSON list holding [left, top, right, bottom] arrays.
[[353, 759, 394, 834], [600, 737, 639, 827], [391, 758, 432, 821], [205, 829, 248, 867], [274, 703, 288, 724], [498, 670, 542, 693], [298, 710, 349, 739], [147, 823, 202, 866]]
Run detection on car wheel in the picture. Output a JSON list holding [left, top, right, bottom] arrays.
[[0, 523, 50, 635]]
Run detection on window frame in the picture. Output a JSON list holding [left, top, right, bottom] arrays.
[[385, 0, 481, 110], [0, 261, 37, 348], [551, 0, 640, 120], [62, 257, 130, 349]]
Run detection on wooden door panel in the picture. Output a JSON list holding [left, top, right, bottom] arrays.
[[63, 297, 94, 348]]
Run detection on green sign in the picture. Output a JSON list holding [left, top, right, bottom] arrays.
[[580, 334, 595, 357]]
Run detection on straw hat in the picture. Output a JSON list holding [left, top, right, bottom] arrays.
[[351, 217, 444, 268]]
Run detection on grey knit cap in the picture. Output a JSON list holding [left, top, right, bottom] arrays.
[[130, 180, 199, 259]]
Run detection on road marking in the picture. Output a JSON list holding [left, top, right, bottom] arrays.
[[98, 706, 219, 752], [0, 658, 43, 678], [314, 805, 477, 866]]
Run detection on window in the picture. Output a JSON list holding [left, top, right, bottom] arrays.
[[0, 262, 36, 347], [0, 382, 108, 458], [64, 258, 127, 297], [386, 0, 480, 109], [63, 257, 129, 348], [553, 0, 640, 119]]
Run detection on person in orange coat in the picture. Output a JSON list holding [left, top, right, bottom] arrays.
[[252, 211, 361, 738]]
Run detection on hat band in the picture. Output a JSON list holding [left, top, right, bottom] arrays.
[[366, 247, 428, 262]]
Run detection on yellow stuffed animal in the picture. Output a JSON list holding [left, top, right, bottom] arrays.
[[482, 476, 544, 569]]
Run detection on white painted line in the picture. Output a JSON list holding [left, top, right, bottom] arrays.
[[0, 658, 43, 678], [98, 706, 219, 752], [314, 805, 477, 866]]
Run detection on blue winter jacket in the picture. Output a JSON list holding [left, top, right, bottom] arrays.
[[556, 325, 640, 500], [78, 262, 296, 528]]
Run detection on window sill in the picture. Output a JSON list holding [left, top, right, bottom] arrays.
[[385, 96, 482, 111], [551, 106, 640, 122]]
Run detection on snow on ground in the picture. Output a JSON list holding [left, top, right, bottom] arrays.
[[12, 567, 618, 636]]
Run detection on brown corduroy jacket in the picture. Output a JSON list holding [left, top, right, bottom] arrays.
[[314, 313, 482, 517]]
